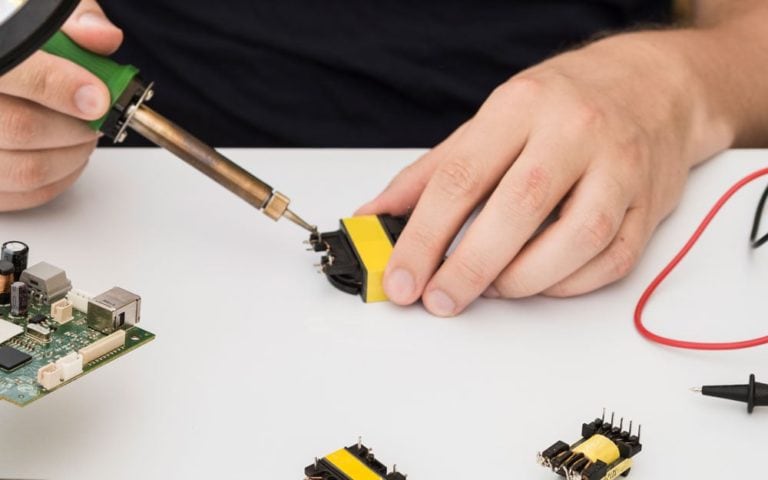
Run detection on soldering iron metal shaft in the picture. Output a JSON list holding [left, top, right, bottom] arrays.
[[127, 104, 316, 233]]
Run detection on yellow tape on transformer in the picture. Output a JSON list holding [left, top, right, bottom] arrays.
[[605, 458, 633, 480], [342, 216, 394, 302], [325, 448, 383, 480], [572, 435, 620, 465]]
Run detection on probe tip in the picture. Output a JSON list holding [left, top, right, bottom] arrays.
[[690, 387, 703, 393]]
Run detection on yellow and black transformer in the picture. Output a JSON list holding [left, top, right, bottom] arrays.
[[305, 441, 407, 480], [309, 215, 408, 303]]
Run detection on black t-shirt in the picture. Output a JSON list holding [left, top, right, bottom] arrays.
[[100, 1, 671, 147]]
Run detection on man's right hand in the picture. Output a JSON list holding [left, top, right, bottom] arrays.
[[0, 0, 123, 211]]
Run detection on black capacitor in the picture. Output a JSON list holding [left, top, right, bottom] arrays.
[[1, 241, 29, 281], [10, 282, 29, 317], [0, 260, 13, 305]]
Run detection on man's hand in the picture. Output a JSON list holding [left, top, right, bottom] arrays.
[[358, 30, 738, 316], [0, 0, 123, 211]]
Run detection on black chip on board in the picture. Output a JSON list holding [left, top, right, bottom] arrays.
[[0, 345, 32, 371], [28, 313, 46, 324]]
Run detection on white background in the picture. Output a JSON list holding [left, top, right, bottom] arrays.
[[1, 148, 767, 479]]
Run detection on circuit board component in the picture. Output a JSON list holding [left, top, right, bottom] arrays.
[[309, 215, 407, 302], [19, 261, 72, 302], [306, 439, 406, 480], [87, 287, 140, 334], [0, 241, 154, 406], [537, 411, 642, 480], [0, 345, 31, 372]]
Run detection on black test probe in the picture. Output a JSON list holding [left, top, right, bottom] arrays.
[[693, 374, 768, 413]]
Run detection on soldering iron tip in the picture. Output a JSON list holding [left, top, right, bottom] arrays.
[[284, 208, 317, 234], [690, 387, 703, 393]]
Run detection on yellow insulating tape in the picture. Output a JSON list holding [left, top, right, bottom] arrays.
[[325, 448, 383, 480], [342, 216, 394, 302], [572, 435, 620, 465], [605, 458, 633, 480]]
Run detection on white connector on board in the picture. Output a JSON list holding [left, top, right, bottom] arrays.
[[66, 289, 92, 314], [51, 298, 74, 324], [36, 352, 84, 390]]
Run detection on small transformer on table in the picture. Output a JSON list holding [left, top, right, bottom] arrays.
[[308, 215, 408, 303], [306, 439, 407, 480], [0, 241, 154, 406], [537, 410, 642, 480]]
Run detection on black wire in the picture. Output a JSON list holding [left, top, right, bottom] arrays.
[[750, 182, 768, 248]]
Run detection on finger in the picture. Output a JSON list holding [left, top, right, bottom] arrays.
[[61, 0, 124, 56], [354, 150, 441, 216], [0, 95, 101, 150], [0, 51, 111, 120], [384, 130, 525, 305], [489, 172, 630, 298], [0, 162, 88, 212], [382, 85, 536, 305], [542, 207, 652, 297], [0, 141, 96, 193], [355, 122, 470, 216], [419, 130, 589, 316]]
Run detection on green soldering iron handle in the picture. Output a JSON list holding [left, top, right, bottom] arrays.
[[41, 31, 140, 131]]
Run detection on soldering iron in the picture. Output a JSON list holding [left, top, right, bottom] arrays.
[[0, 0, 316, 233]]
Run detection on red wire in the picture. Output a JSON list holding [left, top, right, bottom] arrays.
[[634, 167, 768, 350]]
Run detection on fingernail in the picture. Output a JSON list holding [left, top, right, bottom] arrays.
[[74, 85, 105, 117], [78, 12, 112, 29], [384, 268, 415, 303], [424, 289, 456, 317], [483, 286, 501, 298]]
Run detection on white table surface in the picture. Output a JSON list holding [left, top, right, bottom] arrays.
[[1, 147, 767, 479]]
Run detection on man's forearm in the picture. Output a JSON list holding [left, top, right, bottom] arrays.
[[578, 0, 768, 164], [687, 0, 768, 147]]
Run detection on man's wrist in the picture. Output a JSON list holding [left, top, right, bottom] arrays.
[[585, 29, 737, 164]]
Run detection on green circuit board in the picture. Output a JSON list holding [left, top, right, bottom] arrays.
[[0, 302, 154, 407]]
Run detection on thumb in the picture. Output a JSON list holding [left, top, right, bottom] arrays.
[[61, 0, 124, 56]]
